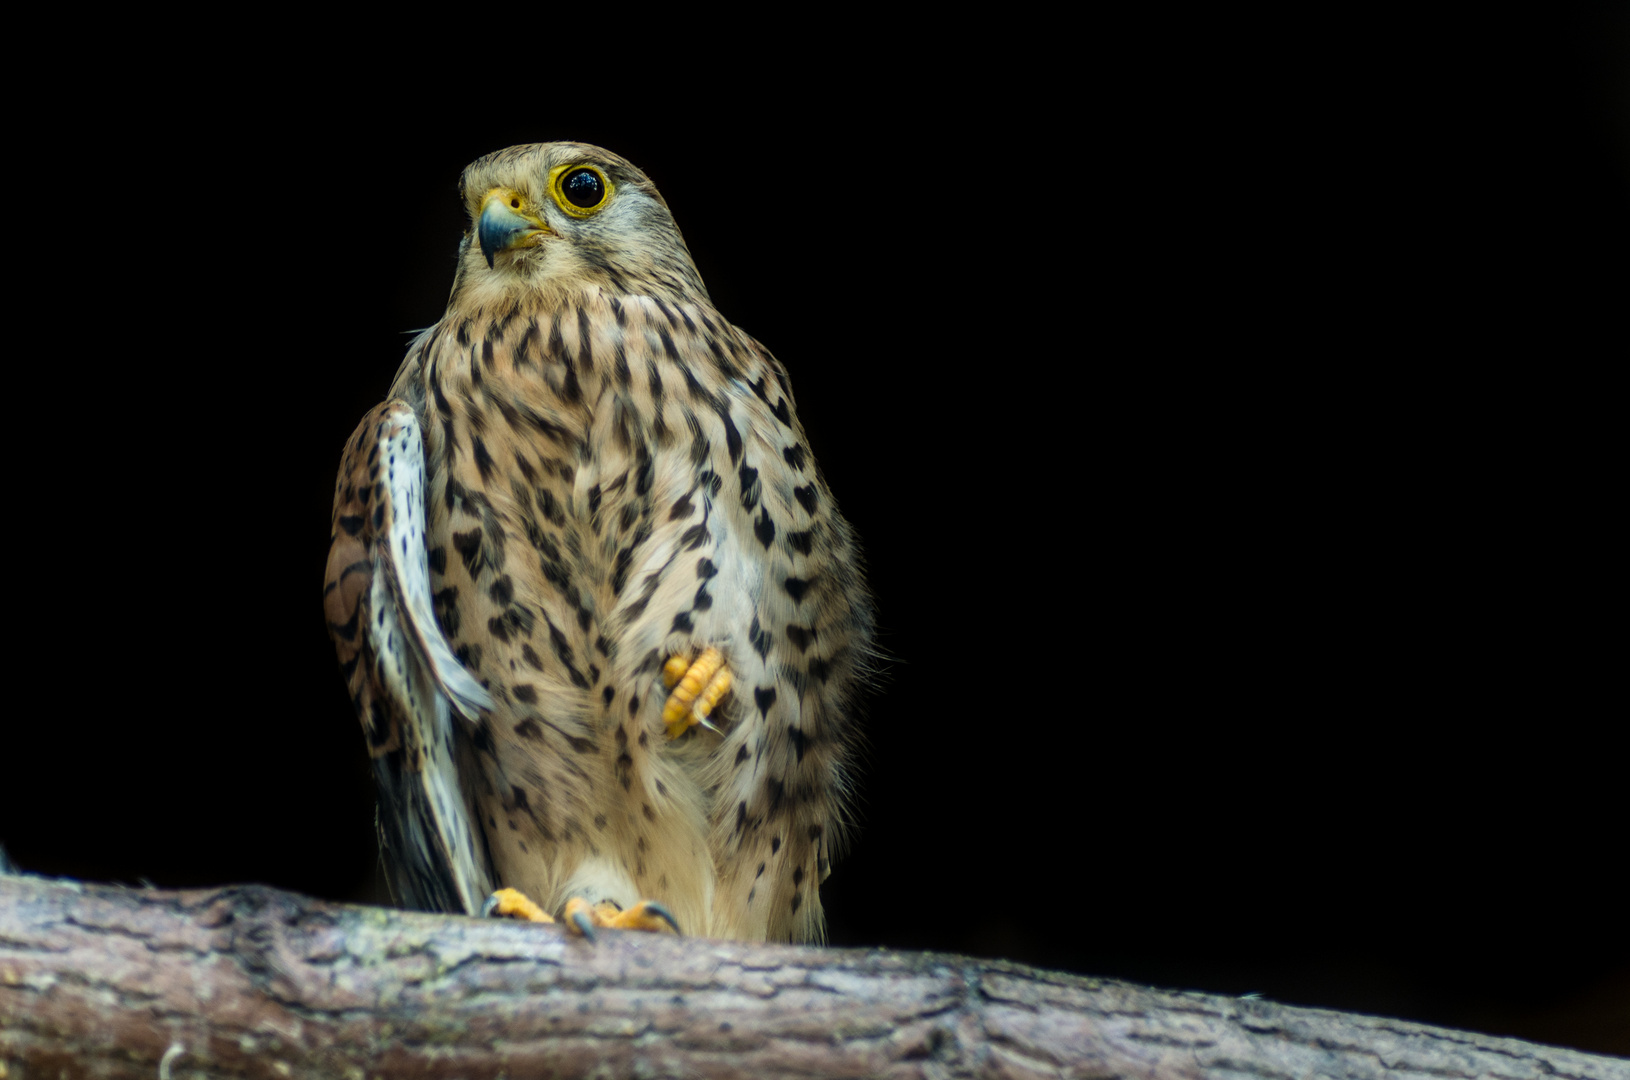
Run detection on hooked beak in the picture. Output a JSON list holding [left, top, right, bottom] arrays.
[[478, 188, 551, 268]]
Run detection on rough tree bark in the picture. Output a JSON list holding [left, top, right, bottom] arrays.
[[0, 874, 1623, 1080]]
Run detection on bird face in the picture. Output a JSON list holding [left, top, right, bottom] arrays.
[[451, 142, 708, 311]]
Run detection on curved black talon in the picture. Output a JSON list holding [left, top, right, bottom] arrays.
[[645, 901, 682, 935], [570, 906, 598, 942]]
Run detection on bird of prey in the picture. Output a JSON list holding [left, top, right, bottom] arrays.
[[323, 142, 873, 943]]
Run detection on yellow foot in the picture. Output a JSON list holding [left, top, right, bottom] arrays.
[[662, 647, 731, 739], [563, 897, 682, 942], [480, 887, 554, 923]]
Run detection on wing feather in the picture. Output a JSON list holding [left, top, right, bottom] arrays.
[[324, 401, 494, 914]]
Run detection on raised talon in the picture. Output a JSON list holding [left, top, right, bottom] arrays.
[[662, 647, 732, 739], [482, 887, 554, 923], [661, 654, 692, 689]]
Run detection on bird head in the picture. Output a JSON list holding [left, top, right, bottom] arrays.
[[449, 142, 709, 313]]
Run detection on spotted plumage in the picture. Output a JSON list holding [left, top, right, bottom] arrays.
[[323, 142, 873, 942]]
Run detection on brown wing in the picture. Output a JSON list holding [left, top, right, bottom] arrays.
[[324, 401, 495, 914]]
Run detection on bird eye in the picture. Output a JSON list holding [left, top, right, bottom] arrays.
[[551, 165, 612, 216], [561, 169, 603, 208]]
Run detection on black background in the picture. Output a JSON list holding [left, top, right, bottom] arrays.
[[6, 10, 1625, 1057]]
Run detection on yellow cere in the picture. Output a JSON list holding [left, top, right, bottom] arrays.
[[483, 186, 528, 213]]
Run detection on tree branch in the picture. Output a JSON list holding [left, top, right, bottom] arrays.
[[0, 874, 1623, 1080]]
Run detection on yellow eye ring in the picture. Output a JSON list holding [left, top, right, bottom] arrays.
[[549, 163, 613, 217]]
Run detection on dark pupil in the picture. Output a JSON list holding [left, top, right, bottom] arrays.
[[562, 168, 604, 209]]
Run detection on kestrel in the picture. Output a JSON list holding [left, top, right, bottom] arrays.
[[323, 142, 873, 942]]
